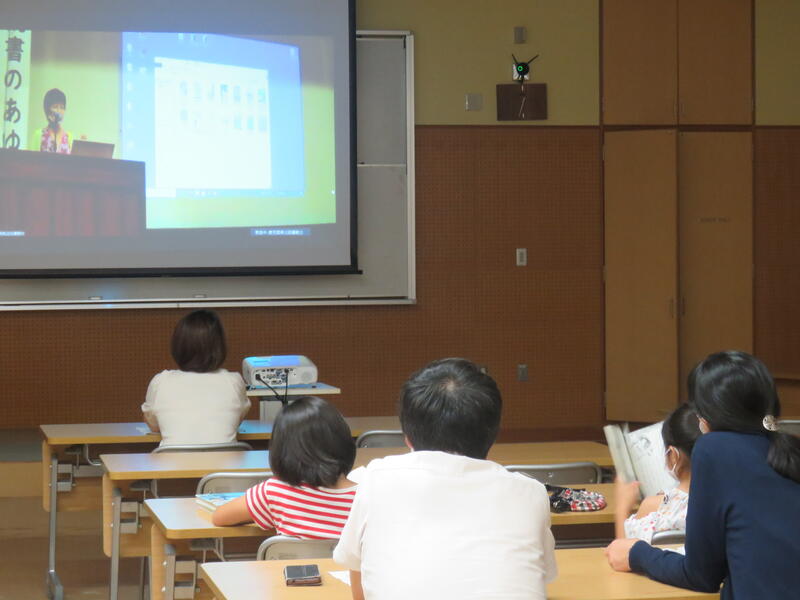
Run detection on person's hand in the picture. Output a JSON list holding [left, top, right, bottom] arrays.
[[605, 537, 640, 572], [615, 477, 641, 513]]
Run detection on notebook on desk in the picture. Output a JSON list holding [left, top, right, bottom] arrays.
[[603, 421, 674, 497]]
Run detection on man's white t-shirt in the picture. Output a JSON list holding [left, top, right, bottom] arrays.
[[141, 369, 250, 446], [333, 450, 557, 600]]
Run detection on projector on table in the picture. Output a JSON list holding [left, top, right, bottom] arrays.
[[242, 355, 318, 388]]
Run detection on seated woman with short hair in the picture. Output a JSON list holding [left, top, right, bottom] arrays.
[[141, 309, 250, 446]]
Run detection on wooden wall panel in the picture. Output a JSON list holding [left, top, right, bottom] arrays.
[[603, 0, 678, 125], [754, 128, 800, 377], [678, 0, 753, 124], [678, 132, 753, 386], [604, 130, 679, 422], [0, 127, 604, 441]]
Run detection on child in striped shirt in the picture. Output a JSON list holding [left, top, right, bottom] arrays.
[[212, 396, 357, 539]]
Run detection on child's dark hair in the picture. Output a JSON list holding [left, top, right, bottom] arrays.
[[400, 358, 502, 460], [43, 88, 66, 113], [269, 396, 356, 488], [689, 350, 800, 484], [170, 309, 226, 373], [661, 403, 701, 458]]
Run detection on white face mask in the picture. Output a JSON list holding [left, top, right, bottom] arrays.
[[664, 446, 681, 484]]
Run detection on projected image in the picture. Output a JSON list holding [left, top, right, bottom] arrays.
[[0, 0, 354, 276], [1, 29, 336, 233], [121, 32, 317, 229]]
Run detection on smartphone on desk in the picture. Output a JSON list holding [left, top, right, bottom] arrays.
[[284, 564, 322, 586]]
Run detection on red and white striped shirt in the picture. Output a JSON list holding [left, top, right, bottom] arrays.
[[245, 478, 357, 539]]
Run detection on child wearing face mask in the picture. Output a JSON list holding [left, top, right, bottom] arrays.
[[32, 88, 72, 154], [614, 404, 702, 542]]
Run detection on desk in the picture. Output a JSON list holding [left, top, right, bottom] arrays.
[[148, 486, 613, 600], [101, 443, 611, 598], [145, 498, 268, 600], [352, 441, 613, 469], [102, 450, 271, 600], [40, 415, 399, 599], [200, 549, 718, 600]]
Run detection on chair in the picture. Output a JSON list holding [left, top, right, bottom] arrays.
[[504, 462, 602, 485], [152, 441, 253, 453], [257, 535, 339, 560], [355, 430, 405, 448], [651, 529, 686, 545], [778, 419, 800, 436], [196, 471, 272, 494]]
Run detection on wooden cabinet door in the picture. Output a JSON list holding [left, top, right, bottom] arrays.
[[678, 0, 753, 124], [605, 130, 679, 422], [678, 132, 753, 385], [603, 0, 678, 125]]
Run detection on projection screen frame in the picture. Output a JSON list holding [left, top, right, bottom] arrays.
[[0, 31, 416, 310]]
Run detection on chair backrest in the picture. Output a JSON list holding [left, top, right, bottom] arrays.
[[196, 471, 272, 495], [651, 529, 686, 545], [355, 430, 405, 448], [257, 535, 338, 560], [152, 441, 253, 454], [505, 462, 602, 485], [778, 419, 800, 437]]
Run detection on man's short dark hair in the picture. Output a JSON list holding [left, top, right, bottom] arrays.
[[170, 309, 226, 373], [400, 358, 502, 459], [269, 396, 356, 487], [43, 88, 66, 113]]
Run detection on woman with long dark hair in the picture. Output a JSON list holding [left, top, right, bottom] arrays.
[[606, 350, 800, 599]]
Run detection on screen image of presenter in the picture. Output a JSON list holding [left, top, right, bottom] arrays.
[[11, 29, 337, 230]]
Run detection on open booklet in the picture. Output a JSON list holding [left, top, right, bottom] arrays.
[[603, 421, 675, 497], [195, 492, 244, 512]]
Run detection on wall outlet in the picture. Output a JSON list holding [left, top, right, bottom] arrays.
[[465, 93, 483, 111], [516, 248, 527, 266], [517, 364, 528, 382]]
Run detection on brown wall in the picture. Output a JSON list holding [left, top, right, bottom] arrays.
[[0, 127, 605, 440], [4, 0, 800, 434]]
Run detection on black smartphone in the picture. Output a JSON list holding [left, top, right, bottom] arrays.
[[283, 564, 322, 586]]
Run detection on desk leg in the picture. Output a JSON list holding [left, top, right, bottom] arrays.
[[46, 453, 64, 600], [150, 523, 166, 600], [110, 486, 122, 600]]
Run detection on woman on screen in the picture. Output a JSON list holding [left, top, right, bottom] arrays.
[[141, 309, 251, 446], [33, 88, 72, 154]]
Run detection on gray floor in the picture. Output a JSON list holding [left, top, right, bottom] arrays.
[[0, 429, 41, 462]]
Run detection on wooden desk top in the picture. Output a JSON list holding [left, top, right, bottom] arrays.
[[353, 441, 613, 469], [40, 422, 162, 445], [101, 450, 270, 480], [103, 443, 612, 483], [144, 498, 267, 539], [41, 416, 400, 445], [200, 550, 718, 600]]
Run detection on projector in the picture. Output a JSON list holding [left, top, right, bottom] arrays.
[[242, 355, 318, 388]]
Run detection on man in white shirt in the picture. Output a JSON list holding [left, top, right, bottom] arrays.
[[334, 358, 557, 600]]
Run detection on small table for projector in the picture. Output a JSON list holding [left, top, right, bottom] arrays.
[[245, 381, 341, 421]]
